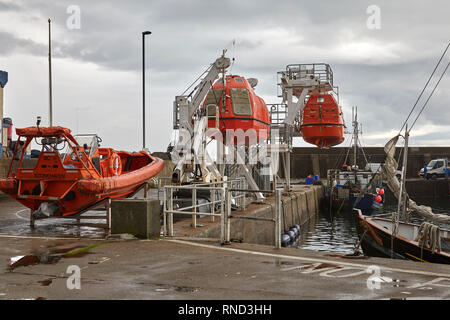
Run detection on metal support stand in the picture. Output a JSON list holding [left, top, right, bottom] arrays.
[[220, 187, 226, 244], [168, 187, 174, 236], [192, 185, 197, 228], [143, 184, 148, 198], [281, 152, 291, 191], [30, 213, 35, 229], [106, 198, 111, 231], [275, 189, 282, 249], [29, 197, 112, 230], [224, 187, 231, 243]]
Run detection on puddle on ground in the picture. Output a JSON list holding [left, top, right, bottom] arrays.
[[0, 209, 108, 239], [392, 278, 407, 288], [7, 242, 108, 270], [175, 286, 199, 293], [38, 279, 53, 286], [312, 263, 341, 270], [154, 286, 199, 293], [7, 254, 60, 270]]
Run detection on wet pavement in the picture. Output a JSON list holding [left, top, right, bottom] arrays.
[[0, 194, 449, 300], [0, 236, 449, 300]]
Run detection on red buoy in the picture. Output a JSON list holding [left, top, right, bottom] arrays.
[[374, 195, 382, 203], [378, 189, 385, 195]]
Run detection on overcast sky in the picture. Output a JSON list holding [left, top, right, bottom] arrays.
[[0, 0, 449, 152]]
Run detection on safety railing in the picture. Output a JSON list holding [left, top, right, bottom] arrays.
[[163, 179, 282, 248], [157, 177, 173, 203]]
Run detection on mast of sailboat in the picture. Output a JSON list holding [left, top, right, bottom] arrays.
[[396, 124, 410, 223], [391, 124, 409, 258], [352, 107, 358, 183]]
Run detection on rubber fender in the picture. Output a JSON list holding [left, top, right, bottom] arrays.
[[281, 234, 290, 247], [289, 227, 298, 237], [287, 230, 296, 242]]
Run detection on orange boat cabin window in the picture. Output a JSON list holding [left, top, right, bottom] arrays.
[[230, 88, 252, 116]]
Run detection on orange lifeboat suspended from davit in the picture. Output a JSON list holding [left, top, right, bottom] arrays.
[[202, 75, 270, 146], [301, 93, 345, 149]]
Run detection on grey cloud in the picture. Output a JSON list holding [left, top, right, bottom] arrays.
[[0, 1, 22, 12], [2, 0, 449, 150], [0, 31, 47, 56]]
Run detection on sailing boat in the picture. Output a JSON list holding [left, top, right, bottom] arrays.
[[354, 42, 450, 263], [354, 129, 450, 264], [326, 107, 384, 211]]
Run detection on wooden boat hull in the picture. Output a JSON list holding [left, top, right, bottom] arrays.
[[354, 209, 450, 264]]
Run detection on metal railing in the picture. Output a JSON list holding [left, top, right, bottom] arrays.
[[163, 179, 282, 248], [278, 63, 333, 92]]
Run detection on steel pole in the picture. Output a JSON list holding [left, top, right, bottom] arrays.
[[142, 33, 145, 150], [48, 18, 53, 127]]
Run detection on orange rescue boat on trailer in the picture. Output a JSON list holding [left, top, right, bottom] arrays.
[[0, 125, 164, 218], [301, 92, 345, 149]]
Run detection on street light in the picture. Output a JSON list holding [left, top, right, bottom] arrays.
[[142, 31, 151, 150]]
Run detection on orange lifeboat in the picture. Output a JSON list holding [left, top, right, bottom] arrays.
[[301, 93, 345, 148], [0, 126, 164, 218], [202, 75, 270, 146]]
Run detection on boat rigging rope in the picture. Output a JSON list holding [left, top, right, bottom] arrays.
[[354, 42, 450, 203], [409, 61, 450, 131], [182, 65, 213, 97], [415, 222, 442, 253], [398, 42, 450, 135], [356, 136, 369, 165]]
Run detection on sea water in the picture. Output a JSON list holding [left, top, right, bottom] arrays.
[[294, 198, 450, 254]]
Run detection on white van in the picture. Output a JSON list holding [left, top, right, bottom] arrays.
[[419, 158, 449, 179]]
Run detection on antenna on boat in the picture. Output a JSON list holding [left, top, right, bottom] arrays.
[[48, 18, 53, 127], [36, 116, 42, 133]]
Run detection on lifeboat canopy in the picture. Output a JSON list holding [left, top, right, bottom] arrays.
[[202, 75, 270, 146]]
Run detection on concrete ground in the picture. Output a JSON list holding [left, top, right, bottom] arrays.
[[0, 195, 449, 300]]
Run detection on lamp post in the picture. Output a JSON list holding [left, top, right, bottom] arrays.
[[142, 31, 151, 150], [48, 18, 53, 127]]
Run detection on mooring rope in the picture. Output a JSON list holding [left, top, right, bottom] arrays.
[[415, 222, 442, 253]]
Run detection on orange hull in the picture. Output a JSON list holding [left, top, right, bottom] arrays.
[[0, 126, 164, 217], [301, 124, 344, 149], [203, 75, 270, 145], [301, 93, 344, 148]]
